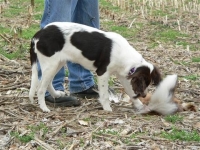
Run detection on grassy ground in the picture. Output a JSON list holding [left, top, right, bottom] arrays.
[[0, 0, 43, 59], [100, 0, 200, 83], [0, 0, 200, 149]]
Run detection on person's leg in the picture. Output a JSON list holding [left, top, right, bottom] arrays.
[[67, 62, 94, 93], [71, 0, 99, 28], [40, 0, 72, 28], [68, 0, 99, 98], [38, 0, 80, 106]]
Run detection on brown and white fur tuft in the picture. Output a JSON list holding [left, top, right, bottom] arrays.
[[139, 75, 197, 115]]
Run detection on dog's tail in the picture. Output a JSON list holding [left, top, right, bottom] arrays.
[[29, 39, 38, 103], [147, 74, 179, 115]]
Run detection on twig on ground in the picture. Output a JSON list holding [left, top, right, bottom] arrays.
[[0, 99, 9, 105], [34, 136, 55, 150], [128, 18, 136, 28], [0, 83, 30, 91], [47, 118, 76, 138], [68, 141, 79, 150], [0, 95, 32, 99], [0, 123, 14, 127], [0, 108, 22, 119], [0, 33, 11, 43], [92, 133, 121, 144], [136, 135, 168, 141]]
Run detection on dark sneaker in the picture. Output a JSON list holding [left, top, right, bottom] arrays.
[[70, 85, 116, 99], [70, 85, 99, 99], [45, 94, 81, 107]]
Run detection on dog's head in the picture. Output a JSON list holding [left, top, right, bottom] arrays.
[[127, 65, 161, 98]]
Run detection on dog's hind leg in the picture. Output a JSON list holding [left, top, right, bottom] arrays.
[[97, 73, 112, 111], [37, 63, 60, 112], [47, 63, 65, 98], [29, 63, 38, 104], [47, 83, 65, 98]]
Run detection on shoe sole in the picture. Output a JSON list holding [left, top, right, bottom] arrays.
[[70, 93, 99, 99], [45, 100, 81, 107]]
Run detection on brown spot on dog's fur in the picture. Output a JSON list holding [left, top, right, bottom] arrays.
[[139, 93, 151, 105]]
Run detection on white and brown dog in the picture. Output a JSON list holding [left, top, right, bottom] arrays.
[[29, 22, 161, 112]]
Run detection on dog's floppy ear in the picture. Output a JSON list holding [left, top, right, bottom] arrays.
[[128, 66, 151, 98], [151, 66, 162, 86]]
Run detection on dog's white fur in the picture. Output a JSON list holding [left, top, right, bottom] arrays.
[[29, 22, 155, 112]]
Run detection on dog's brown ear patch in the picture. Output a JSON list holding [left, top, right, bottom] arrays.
[[128, 66, 151, 98], [151, 66, 162, 86]]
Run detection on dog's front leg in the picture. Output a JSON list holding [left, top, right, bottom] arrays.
[[117, 75, 148, 112], [97, 73, 112, 111]]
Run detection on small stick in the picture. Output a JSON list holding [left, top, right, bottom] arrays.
[[34, 136, 55, 150], [0, 83, 30, 92], [68, 142, 79, 150], [128, 18, 136, 28], [0, 109, 22, 119], [0, 33, 11, 43], [177, 19, 181, 31], [47, 119, 76, 138], [92, 133, 121, 144]]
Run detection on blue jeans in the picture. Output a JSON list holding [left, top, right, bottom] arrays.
[[38, 0, 99, 96]]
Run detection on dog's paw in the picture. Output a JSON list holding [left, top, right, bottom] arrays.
[[29, 97, 34, 104], [102, 103, 112, 111], [40, 105, 50, 113], [54, 91, 65, 98], [29, 93, 35, 104], [135, 105, 151, 114], [39, 102, 50, 112], [132, 99, 144, 110]]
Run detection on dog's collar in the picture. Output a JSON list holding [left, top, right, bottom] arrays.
[[128, 67, 135, 76]]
